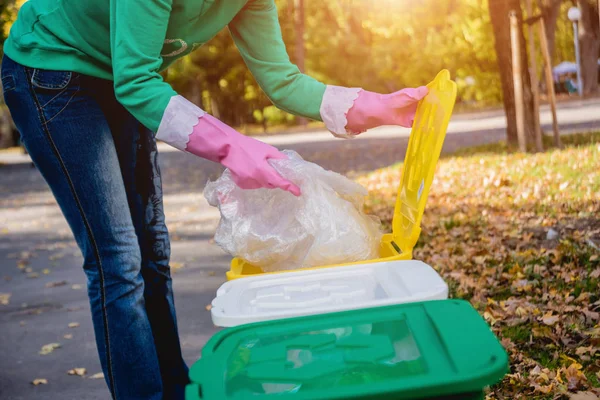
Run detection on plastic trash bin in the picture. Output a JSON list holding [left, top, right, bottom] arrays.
[[186, 300, 508, 400], [226, 70, 457, 280], [211, 260, 448, 327]]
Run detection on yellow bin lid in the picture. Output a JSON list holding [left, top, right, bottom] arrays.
[[391, 69, 457, 254], [226, 70, 457, 280]]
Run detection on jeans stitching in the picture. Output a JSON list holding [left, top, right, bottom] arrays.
[[1, 74, 16, 93], [24, 67, 118, 399], [43, 83, 80, 125], [28, 75, 81, 125], [31, 69, 72, 89], [40, 86, 69, 109]]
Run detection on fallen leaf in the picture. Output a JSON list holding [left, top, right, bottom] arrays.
[[42, 268, 50, 275], [205, 304, 212, 311], [208, 271, 216, 277], [68, 322, 80, 329], [63, 334, 73, 340], [67, 368, 86, 376], [542, 312, 560, 326], [171, 262, 185, 270], [39, 343, 61, 355], [31, 378, 48, 386], [570, 392, 599, 400], [532, 383, 554, 394], [563, 363, 587, 391], [583, 309, 600, 323], [49, 253, 65, 261], [576, 346, 593, 356], [0, 292, 11, 305], [45, 280, 68, 288], [27, 272, 39, 279], [89, 372, 104, 380], [71, 284, 83, 290], [532, 325, 555, 339]]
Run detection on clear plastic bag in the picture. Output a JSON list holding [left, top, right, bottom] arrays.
[[204, 150, 382, 272]]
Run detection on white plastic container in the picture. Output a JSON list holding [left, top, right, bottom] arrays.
[[210, 260, 448, 327]]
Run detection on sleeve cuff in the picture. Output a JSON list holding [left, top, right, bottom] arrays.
[[319, 85, 363, 139], [156, 95, 206, 151]]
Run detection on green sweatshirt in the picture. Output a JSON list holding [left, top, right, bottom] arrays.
[[4, 0, 327, 133]]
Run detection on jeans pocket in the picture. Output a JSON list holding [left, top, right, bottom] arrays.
[[31, 69, 72, 90], [29, 68, 80, 123]]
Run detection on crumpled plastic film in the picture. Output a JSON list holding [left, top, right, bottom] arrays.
[[204, 150, 382, 272]]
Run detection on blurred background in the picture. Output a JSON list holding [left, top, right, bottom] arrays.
[[1, 0, 599, 143], [0, 1, 599, 399]]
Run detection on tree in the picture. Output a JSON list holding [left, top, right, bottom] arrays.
[[1, 0, 585, 135], [540, 0, 565, 64], [293, 0, 308, 127], [577, 0, 599, 94], [489, 0, 537, 147], [0, 0, 23, 147]]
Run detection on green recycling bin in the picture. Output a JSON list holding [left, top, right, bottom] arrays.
[[186, 299, 508, 400]]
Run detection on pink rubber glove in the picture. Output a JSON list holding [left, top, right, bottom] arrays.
[[345, 87, 429, 135], [186, 114, 301, 196]]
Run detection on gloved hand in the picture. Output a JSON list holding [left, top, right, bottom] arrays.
[[345, 87, 429, 135], [186, 114, 301, 196]]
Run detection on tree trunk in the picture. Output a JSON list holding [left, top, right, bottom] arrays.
[[190, 81, 202, 108], [539, 0, 563, 92], [578, 0, 600, 95], [287, 0, 294, 20], [489, 0, 537, 147], [0, 111, 11, 148], [540, 0, 563, 64], [210, 96, 221, 120], [294, 0, 308, 127]]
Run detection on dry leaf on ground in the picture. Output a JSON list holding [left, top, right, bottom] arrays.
[[39, 343, 61, 355], [357, 134, 600, 398], [0, 293, 11, 305], [171, 262, 185, 270], [67, 368, 86, 376], [570, 392, 599, 400]]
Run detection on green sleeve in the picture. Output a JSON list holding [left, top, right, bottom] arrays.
[[110, 0, 177, 132], [229, 0, 326, 121]]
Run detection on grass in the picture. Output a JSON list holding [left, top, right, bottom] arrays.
[[357, 131, 600, 399], [450, 131, 600, 157]]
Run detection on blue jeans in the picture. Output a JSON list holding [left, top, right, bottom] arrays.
[[1, 55, 188, 399]]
